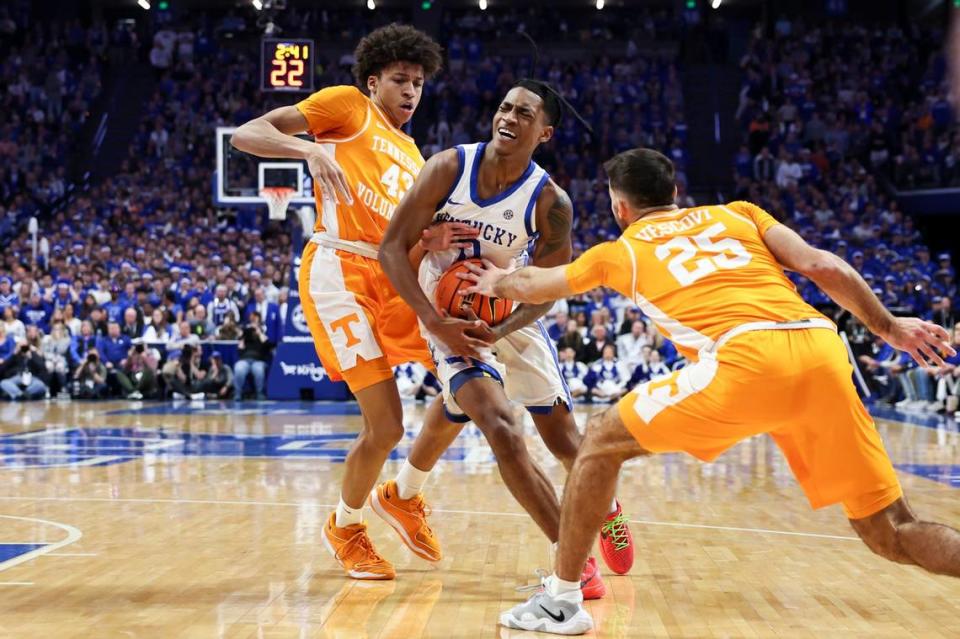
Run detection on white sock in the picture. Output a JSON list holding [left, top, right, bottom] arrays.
[[335, 495, 363, 527], [545, 574, 582, 598], [396, 460, 430, 500], [609, 497, 619, 515]]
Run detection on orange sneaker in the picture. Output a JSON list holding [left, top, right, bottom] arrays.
[[323, 513, 396, 580], [369, 480, 442, 562]]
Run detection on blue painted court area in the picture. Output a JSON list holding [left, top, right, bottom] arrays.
[[105, 400, 362, 416], [866, 404, 960, 487], [867, 404, 946, 431], [0, 426, 488, 470], [894, 464, 960, 488], [0, 543, 46, 562]]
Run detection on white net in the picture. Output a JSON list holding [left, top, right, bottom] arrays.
[[261, 187, 296, 221]]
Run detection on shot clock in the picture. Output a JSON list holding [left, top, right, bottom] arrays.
[[261, 38, 314, 92]]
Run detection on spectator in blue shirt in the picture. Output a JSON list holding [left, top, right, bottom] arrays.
[[19, 292, 51, 333], [0, 277, 19, 314], [103, 287, 125, 324], [0, 324, 15, 365], [96, 321, 131, 372], [70, 320, 99, 367]]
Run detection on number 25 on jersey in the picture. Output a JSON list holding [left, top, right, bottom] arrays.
[[654, 222, 752, 287]]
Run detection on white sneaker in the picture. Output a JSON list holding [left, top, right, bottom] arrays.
[[172, 392, 185, 400], [190, 392, 205, 400], [500, 587, 593, 635], [894, 398, 912, 410], [127, 391, 143, 400]]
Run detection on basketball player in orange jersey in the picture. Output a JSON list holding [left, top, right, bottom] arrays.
[[462, 149, 960, 635], [231, 24, 484, 581], [379, 81, 638, 597]]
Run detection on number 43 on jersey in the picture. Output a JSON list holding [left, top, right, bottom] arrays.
[[380, 164, 414, 200]]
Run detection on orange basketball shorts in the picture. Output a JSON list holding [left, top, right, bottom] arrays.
[[617, 326, 902, 519], [299, 241, 433, 392]]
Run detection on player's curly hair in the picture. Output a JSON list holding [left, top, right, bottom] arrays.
[[352, 23, 443, 84]]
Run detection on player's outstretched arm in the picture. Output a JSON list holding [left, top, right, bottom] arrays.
[[461, 261, 573, 306], [480, 182, 574, 340], [379, 150, 487, 357], [230, 106, 353, 204], [763, 224, 955, 368]]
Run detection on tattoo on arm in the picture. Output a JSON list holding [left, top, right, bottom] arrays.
[[535, 189, 574, 267], [493, 188, 573, 338]]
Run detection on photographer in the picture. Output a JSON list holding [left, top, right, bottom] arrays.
[[164, 343, 206, 400], [69, 320, 99, 368], [116, 343, 159, 400], [72, 348, 108, 399], [0, 340, 50, 400], [234, 311, 271, 400], [200, 351, 233, 400]]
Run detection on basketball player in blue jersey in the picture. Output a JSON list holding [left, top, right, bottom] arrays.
[[379, 81, 635, 588]]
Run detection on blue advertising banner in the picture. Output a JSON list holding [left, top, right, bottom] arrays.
[[267, 230, 351, 401]]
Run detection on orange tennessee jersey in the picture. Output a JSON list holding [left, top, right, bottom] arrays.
[[296, 85, 424, 244], [565, 201, 828, 360]]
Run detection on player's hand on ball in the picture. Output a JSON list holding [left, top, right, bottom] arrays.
[[884, 317, 956, 370], [462, 308, 500, 344], [305, 147, 353, 205], [457, 258, 514, 297], [419, 222, 481, 252], [427, 310, 488, 358]]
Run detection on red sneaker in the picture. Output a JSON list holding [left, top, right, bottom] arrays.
[[580, 556, 606, 600], [599, 500, 634, 575]]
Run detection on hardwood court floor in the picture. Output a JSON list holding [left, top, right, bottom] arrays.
[[0, 400, 958, 638]]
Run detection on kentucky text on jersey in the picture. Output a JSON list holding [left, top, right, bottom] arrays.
[[434, 211, 519, 248]]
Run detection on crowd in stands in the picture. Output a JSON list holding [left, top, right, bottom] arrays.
[[0, 7, 956, 416], [737, 19, 957, 191], [0, 4, 107, 242], [729, 18, 958, 414], [0, 8, 292, 402]]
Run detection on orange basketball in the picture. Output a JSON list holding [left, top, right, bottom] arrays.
[[434, 259, 513, 326]]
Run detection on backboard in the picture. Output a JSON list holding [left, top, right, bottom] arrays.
[[214, 126, 316, 206]]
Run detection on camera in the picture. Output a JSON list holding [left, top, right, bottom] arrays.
[[135, 344, 145, 354], [87, 352, 99, 363]]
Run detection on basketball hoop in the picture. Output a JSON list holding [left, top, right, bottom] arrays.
[[261, 187, 296, 221]]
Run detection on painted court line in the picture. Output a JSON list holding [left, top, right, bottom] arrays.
[[0, 582, 34, 586], [0, 495, 858, 541], [0, 515, 82, 574]]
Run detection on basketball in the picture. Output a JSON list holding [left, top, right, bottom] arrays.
[[434, 259, 513, 326]]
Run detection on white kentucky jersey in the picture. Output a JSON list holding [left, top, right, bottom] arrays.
[[419, 141, 550, 288]]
